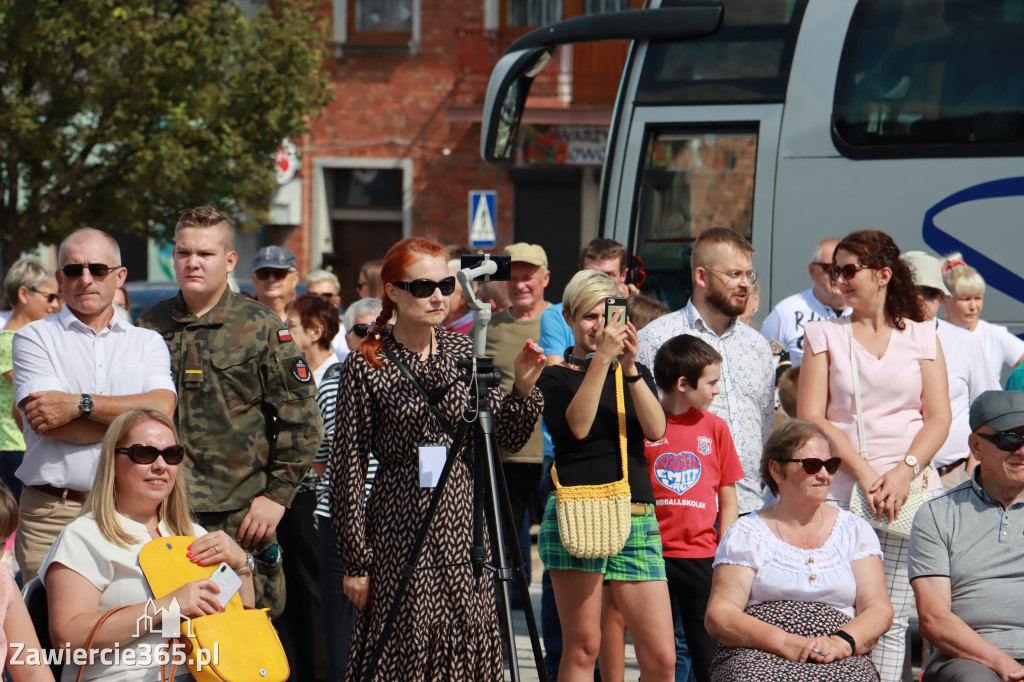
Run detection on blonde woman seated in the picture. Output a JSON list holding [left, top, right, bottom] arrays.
[[705, 420, 893, 682], [40, 408, 254, 681]]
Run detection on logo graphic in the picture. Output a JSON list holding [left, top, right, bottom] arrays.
[[135, 598, 192, 638], [697, 437, 712, 456], [654, 452, 702, 496], [291, 358, 312, 383]]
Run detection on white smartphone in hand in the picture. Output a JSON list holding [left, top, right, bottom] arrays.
[[209, 562, 243, 608]]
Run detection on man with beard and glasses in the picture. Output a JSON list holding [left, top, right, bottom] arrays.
[[637, 227, 774, 515]]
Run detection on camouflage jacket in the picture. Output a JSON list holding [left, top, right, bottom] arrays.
[[137, 287, 323, 512]]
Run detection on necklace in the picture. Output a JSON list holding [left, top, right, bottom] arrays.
[[775, 505, 824, 549]]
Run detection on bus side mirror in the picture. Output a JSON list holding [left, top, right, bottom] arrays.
[[480, 47, 553, 163]]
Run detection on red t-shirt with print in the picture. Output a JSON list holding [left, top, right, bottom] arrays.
[[644, 408, 744, 558]]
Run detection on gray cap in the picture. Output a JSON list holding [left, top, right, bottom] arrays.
[[253, 246, 296, 271], [970, 390, 1024, 432], [901, 251, 951, 297]]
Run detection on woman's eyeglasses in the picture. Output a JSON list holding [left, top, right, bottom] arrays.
[[977, 431, 1024, 452], [116, 444, 186, 465], [777, 457, 842, 475], [828, 263, 872, 282], [392, 276, 456, 298], [61, 263, 121, 278], [29, 288, 60, 304], [350, 323, 370, 338]]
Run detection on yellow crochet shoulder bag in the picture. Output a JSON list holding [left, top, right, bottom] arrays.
[[550, 364, 632, 558]]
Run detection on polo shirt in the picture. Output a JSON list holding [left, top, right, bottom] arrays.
[[12, 307, 175, 490], [909, 471, 1024, 657]]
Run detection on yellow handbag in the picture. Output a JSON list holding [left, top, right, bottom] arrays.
[[138, 536, 290, 682], [550, 364, 632, 558]]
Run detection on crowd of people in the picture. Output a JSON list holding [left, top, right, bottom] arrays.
[[0, 215, 1022, 682]]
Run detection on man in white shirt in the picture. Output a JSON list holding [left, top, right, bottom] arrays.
[[13, 228, 176, 579], [761, 238, 848, 366], [637, 228, 775, 514], [902, 251, 995, 488]]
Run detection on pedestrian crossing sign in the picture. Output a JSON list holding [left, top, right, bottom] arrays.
[[469, 191, 497, 248]]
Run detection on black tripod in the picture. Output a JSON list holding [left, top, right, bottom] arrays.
[[362, 353, 548, 682]]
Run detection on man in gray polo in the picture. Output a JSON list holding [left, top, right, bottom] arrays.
[[910, 390, 1024, 682]]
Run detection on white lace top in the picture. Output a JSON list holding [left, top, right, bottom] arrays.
[[713, 509, 882, 617]]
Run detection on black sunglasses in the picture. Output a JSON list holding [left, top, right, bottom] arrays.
[[61, 263, 121, 278], [254, 268, 293, 281], [828, 263, 872, 282], [29, 288, 60, 304], [350, 323, 370, 338], [392, 276, 456, 298], [977, 431, 1024, 452], [777, 457, 842, 475], [116, 444, 186, 465]]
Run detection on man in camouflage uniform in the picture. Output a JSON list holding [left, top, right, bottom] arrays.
[[137, 206, 323, 612]]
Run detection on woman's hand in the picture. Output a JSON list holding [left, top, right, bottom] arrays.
[[512, 339, 546, 397], [620, 321, 640, 374], [868, 465, 914, 523], [188, 530, 248, 572], [344, 575, 370, 611], [594, 312, 628, 364], [799, 634, 853, 664], [167, 579, 225, 618]]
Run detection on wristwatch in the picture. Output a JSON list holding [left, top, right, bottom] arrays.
[[79, 394, 94, 419], [237, 552, 255, 576], [903, 455, 920, 476]]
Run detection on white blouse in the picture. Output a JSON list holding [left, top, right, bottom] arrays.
[[712, 509, 882, 618], [40, 513, 206, 682]]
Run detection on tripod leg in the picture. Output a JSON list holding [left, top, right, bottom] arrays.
[[474, 409, 549, 682]]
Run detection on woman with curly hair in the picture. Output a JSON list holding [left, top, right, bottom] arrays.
[[797, 229, 951, 682]]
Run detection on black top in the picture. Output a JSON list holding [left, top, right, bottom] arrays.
[[538, 363, 657, 503]]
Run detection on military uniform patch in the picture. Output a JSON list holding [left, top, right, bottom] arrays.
[[291, 357, 312, 382], [278, 329, 292, 342]]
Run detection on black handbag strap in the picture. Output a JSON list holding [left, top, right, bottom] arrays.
[[384, 345, 455, 440]]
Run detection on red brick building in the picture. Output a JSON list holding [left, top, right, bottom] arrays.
[[270, 0, 636, 304]]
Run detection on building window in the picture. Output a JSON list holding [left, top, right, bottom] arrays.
[[336, 0, 414, 45]]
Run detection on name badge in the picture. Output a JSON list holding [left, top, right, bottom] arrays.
[[418, 444, 447, 488]]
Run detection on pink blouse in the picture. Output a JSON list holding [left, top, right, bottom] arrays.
[[804, 317, 942, 503]]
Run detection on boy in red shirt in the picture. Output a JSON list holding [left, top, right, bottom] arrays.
[[647, 335, 743, 682]]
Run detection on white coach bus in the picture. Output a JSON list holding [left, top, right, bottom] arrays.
[[479, 0, 1024, 336]]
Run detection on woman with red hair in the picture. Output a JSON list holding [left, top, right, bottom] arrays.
[[330, 237, 546, 680]]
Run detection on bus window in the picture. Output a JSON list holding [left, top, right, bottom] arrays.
[[632, 127, 757, 308], [636, 0, 806, 105], [834, 0, 1024, 157]]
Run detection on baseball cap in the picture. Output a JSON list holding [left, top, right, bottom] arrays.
[[254, 246, 297, 271], [901, 251, 951, 297], [504, 243, 548, 269], [970, 390, 1024, 432]]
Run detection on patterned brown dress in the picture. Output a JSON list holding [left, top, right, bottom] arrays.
[[330, 329, 543, 681]]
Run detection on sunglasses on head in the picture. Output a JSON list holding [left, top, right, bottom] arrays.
[[350, 323, 370, 338], [61, 263, 120, 278], [29, 288, 60, 304], [777, 457, 842, 475], [828, 263, 872, 282], [254, 268, 293, 281], [977, 431, 1024, 452], [392, 276, 456, 298], [116, 444, 185, 465]]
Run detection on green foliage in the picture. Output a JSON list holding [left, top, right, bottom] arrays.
[[0, 0, 331, 263]]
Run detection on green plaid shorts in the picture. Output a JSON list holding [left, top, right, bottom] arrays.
[[537, 493, 667, 582]]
